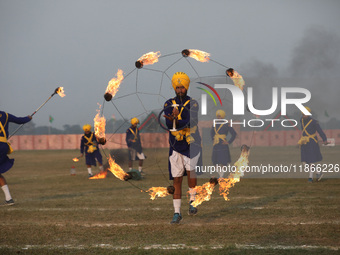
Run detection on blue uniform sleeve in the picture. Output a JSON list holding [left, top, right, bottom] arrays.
[[164, 100, 174, 129], [315, 121, 327, 142], [80, 137, 84, 154], [177, 108, 190, 129], [80, 136, 85, 154], [137, 130, 142, 147], [228, 125, 237, 144], [189, 100, 199, 127], [126, 129, 132, 147], [8, 113, 31, 125], [211, 126, 215, 140]]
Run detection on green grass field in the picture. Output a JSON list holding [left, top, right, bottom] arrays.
[[0, 146, 340, 254]]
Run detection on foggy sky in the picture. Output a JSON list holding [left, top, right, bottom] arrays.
[[1, 0, 340, 129]]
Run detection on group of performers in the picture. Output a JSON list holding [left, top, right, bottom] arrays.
[[161, 72, 329, 224], [0, 72, 330, 228], [78, 117, 146, 178]]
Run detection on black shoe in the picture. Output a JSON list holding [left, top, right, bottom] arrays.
[[0, 199, 15, 206], [188, 201, 198, 215], [170, 213, 182, 224]]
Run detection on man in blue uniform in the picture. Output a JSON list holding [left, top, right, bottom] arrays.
[[126, 117, 145, 174], [298, 107, 328, 182], [163, 72, 202, 224], [0, 111, 32, 206], [79, 124, 104, 177], [211, 109, 237, 178]]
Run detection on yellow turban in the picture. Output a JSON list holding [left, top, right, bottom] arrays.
[[83, 124, 91, 132], [131, 117, 139, 125], [171, 72, 190, 90], [216, 109, 226, 119]]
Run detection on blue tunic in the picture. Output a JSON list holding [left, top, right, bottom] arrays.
[[300, 117, 327, 164], [211, 123, 237, 165], [163, 96, 202, 179], [0, 111, 31, 174], [80, 132, 103, 166], [126, 126, 143, 154]]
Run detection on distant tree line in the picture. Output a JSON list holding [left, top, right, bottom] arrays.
[[8, 118, 131, 135], [7, 113, 340, 135]]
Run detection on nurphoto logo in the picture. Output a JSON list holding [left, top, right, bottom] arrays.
[[199, 84, 312, 129]]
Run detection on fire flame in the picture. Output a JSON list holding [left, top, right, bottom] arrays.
[[93, 104, 106, 141], [107, 156, 129, 181], [72, 157, 79, 162], [190, 181, 217, 207], [146, 187, 169, 200], [137, 51, 161, 66], [227, 69, 245, 91], [219, 147, 249, 200], [89, 171, 108, 179], [188, 49, 210, 62], [56, 87, 66, 97], [218, 178, 237, 201], [105, 69, 124, 97]]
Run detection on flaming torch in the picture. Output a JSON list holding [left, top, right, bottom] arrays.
[[146, 185, 175, 200], [93, 104, 106, 145], [226, 68, 245, 91], [190, 178, 219, 207], [104, 69, 124, 101], [72, 157, 79, 162], [182, 49, 210, 62], [89, 170, 108, 179], [9, 87, 66, 139], [146, 187, 170, 200], [30, 87, 65, 116], [135, 51, 161, 69], [55, 87, 65, 97], [107, 156, 131, 181], [219, 145, 250, 200]]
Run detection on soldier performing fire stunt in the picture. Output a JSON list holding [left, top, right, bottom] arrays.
[[163, 72, 202, 224], [298, 107, 328, 183], [0, 111, 32, 206], [79, 124, 104, 177]]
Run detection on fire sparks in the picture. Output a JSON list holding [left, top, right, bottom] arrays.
[[107, 156, 129, 181], [226, 68, 245, 91], [188, 49, 210, 62], [190, 180, 217, 207], [56, 87, 66, 97], [89, 171, 108, 179], [72, 157, 79, 162], [146, 187, 169, 200], [93, 104, 106, 143], [219, 146, 250, 200], [137, 51, 161, 67], [105, 69, 124, 98]]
